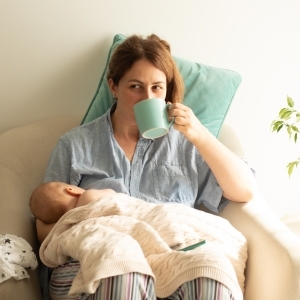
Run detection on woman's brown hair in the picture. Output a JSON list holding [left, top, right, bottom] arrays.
[[106, 34, 184, 103]]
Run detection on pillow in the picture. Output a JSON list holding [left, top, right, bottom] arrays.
[[81, 34, 242, 137]]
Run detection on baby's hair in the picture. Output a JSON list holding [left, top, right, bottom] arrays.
[[29, 182, 68, 224]]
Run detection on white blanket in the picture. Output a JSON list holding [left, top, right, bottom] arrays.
[[40, 193, 247, 299], [0, 234, 38, 284]]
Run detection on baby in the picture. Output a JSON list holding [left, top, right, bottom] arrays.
[[29, 182, 116, 242]]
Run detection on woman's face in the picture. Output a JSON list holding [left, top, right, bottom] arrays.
[[108, 58, 167, 123]]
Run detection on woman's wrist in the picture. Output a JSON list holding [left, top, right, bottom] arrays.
[[190, 125, 211, 150]]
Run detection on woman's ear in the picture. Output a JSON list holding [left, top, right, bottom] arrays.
[[108, 78, 118, 99], [65, 186, 83, 197]]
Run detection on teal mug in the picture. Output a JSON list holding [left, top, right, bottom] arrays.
[[134, 98, 174, 139]]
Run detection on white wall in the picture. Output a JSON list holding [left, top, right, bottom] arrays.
[[1, 0, 300, 216]]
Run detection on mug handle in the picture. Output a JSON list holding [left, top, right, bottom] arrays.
[[166, 103, 175, 129]]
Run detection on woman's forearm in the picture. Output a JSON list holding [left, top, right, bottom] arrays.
[[36, 219, 56, 244], [194, 128, 257, 203]]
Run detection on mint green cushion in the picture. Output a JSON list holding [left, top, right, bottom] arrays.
[[81, 34, 242, 137]]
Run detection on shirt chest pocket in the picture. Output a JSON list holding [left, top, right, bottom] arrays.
[[153, 164, 194, 204]]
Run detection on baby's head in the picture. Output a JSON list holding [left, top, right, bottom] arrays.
[[29, 182, 84, 224]]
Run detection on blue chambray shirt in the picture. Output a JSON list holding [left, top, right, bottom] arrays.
[[44, 106, 228, 213]]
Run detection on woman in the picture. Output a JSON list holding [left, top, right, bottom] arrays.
[[39, 34, 257, 300]]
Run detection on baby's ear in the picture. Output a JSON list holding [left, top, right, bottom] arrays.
[[66, 186, 83, 196]]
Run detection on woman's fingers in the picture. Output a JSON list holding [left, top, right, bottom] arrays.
[[168, 103, 206, 144], [169, 104, 192, 125], [169, 103, 189, 118]]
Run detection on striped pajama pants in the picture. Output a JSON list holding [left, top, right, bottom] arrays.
[[49, 260, 235, 300]]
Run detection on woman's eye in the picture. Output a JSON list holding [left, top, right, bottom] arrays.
[[131, 84, 141, 89], [153, 86, 162, 90]]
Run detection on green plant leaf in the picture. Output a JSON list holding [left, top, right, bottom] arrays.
[[287, 161, 297, 176], [277, 124, 283, 132], [287, 96, 294, 108], [279, 108, 289, 118], [282, 110, 293, 120], [271, 120, 283, 132], [294, 132, 298, 143]]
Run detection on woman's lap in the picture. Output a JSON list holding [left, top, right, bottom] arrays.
[[49, 260, 83, 300], [50, 260, 155, 300], [159, 277, 235, 300], [49, 260, 235, 300]]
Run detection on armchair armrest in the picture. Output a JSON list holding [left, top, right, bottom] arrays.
[[0, 116, 81, 300], [220, 195, 300, 300], [218, 123, 300, 299]]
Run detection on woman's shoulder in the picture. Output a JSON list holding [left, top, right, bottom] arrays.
[[60, 113, 110, 142]]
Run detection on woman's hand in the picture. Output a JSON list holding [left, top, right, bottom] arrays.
[[168, 103, 208, 145]]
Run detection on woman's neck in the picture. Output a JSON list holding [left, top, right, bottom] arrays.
[[111, 108, 139, 142], [110, 109, 140, 162]]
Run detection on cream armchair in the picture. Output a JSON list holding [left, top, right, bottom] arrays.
[[0, 116, 299, 300]]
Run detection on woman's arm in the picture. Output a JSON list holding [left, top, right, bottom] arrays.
[[44, 136, 77, 184], [36, 219, 56, 243], [169, 103, 257, 203]]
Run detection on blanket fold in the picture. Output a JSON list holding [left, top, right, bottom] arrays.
[[40, 193, 247, 299]]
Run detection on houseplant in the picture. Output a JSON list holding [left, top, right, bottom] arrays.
[[271, 96, 300, 176]]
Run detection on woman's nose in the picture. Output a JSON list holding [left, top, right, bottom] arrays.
[[143, 89, 154, 100]]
